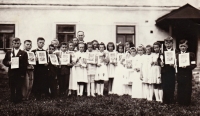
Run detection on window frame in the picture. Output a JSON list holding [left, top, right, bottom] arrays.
[[56, 24, 76, 43], [116, 25, 136, 45], [0, 24, 15, 50]]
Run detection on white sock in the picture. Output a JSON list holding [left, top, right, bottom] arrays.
[[154, 88, 159, 101], [91, 82, 95, 96], [149, 85, 153, 101], [159, 89, 163, 102], [80, 85, 84, 96], [100, 83, 104, 95], [87, 83, 91, 96]]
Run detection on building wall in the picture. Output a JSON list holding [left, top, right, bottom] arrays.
[[0, 0, 199, 60]]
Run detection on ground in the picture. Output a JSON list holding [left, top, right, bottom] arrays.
[[0, 73, 200, 116]]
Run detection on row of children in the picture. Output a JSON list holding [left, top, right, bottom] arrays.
[[3, 36, 196, 106]]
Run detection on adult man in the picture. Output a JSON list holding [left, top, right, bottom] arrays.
[[3, 38, 28, 103], [77, 31, 85, 41]]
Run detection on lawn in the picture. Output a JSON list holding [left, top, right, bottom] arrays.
[[0, 73, 200, 116]]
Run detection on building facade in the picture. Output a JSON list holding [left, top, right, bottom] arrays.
[[0, 0, 200, 68]]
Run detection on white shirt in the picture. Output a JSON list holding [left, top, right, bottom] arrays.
[[167, 48, 173, 51], [181, 51, 186, 54], [14, 49, 19, 56]]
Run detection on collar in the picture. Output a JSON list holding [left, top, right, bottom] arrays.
[[181, 51, 187, 54], [167, 48, 173, 51], [37, 48, 43, 50]]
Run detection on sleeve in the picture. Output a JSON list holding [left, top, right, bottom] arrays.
[[3, 51, 11, 67], [20, 52, 28, 76], [186, 52, 196, 70]]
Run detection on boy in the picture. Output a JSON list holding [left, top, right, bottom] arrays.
[[72, 37, 79, 52], [47, 44, 58, 98], [58, 42, 73, 96], [3, 38, 28, 103], [176, 39, 196, 106], [22, 40, 34, 100], [31, 37, 48, 100], [161, 36, 178, 104]]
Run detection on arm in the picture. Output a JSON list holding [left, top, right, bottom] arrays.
[[186, 52, 196, 70], [3, 51, 11, 67]]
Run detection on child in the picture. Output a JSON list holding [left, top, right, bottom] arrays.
[[132, 46, 143, 99], [86, 42, 97, 97], [68, 41, 77, 96], [31, 37, 48, 100], [112, 43, 125, 96], [161, 36, 178, 104], [176, 39, 196, 106], [47, 44, 58, 98], [58, 42, 73, 96], [75, 43, 88, 96], [125, 40, 134, 53], [107, 42, 117, 94], [73, 37, 79, 52], [141, 45, 153, 101], [3, 38, 28, 103], [22, 40, 34, 100], [95, 42, 108, 96], [152, 42, 163, 102]]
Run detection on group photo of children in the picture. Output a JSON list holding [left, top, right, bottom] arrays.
[[2, 31, 197, 107]]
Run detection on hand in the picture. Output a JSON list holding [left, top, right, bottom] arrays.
[[182, 66, 186, 68], [8, 61, 12, 65], [67, 63, 72, 66], [35, 57, 38, 61], [169, 64, 174, 67], [97, 64, 102, 67], [174, 64, 177, 68], [44, 63, 48, 66]]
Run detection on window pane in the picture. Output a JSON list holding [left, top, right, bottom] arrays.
[[57, 34, 75, 43], [57, 25, 75, 33], [5, 33, 14, 48], [126, 35, 134, 43], [0, 34, 4, 48], [117, 26, 134, 34], [117, 35, 126, 44], [0, 24, 15, 33]]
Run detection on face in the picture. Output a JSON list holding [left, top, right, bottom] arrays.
[[164, 41, 173, 49], [179, 44, 188, 52], [51, 41, 59, 49], [77, 32, 84, 41], [137, 48, 144, 55], [130, 49, 137, 56], [68, 43, 74, 51], [24, 41, 32, 51], [146, 47, 151, 54], [118, 46, 124, 53], [79, 44, 85, 52], [49, 46, 55, 54], [99, 45, 105, 52], [108, 44, 114, 51], [73, 38, 78, 45], [93, 41, 98, 49], [60, 45, 67, 52], [37, 40, 45, 49], [125, 42, 130, 51], [12, 40, 21, 49], [153, 45, 160, 53], [87, 44, 93, 52]]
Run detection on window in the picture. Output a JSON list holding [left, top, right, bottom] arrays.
[[56, 24, 76, 43], [116, 25, 135, 45], [0, 24, 15, 49]]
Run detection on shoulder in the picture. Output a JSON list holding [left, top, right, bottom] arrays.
[[31, 49, 37, 52], [189, 52, 195, 57]]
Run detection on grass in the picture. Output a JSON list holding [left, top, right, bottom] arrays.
[[0, 73, 200, 115]]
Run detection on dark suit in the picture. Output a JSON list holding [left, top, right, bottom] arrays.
[[176, 52, 196, 106], [3, 49, 28, 102], [31, 49, 48, 99], [161, 48, 178, 104], [58, 53, 73, 95]]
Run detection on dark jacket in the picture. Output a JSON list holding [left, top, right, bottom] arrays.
[[3, 49, 28, 77]]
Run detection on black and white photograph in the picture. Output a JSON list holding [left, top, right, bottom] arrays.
[[0, 0, 200, 115]]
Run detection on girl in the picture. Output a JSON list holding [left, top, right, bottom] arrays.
[[141, 45, 153, 101], [95, 42, 108, 96], [125, 40, 134, 53], [68, 41, 77, 96], [112, 43, 125, 96], [152, 42, 163, 102], [107, 42, 117, 94], [74, 43, 88, 96], [86, 42, 97, 97], [132, 46, 144, 99]]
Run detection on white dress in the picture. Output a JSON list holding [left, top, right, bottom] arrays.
[[75, 51, 88, 83], [68, 51, 78, 90], [95, 51, 108, 81], [107, 51, 117, 78], [112, 53, 126, 95], [142, 54, 153, 84], [132, 55, 143, 98], [86, 50, 97, 76], [124, 53, 133, 85], [150, 53, 161, 84]]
